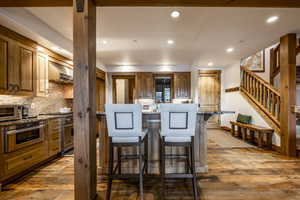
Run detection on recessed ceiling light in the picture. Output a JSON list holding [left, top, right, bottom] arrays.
[[267, 16, 279, 23], [102, 40, 108, 44], [171, 11, 181, 18], [226, 47, 234, 53], [167, 40, 174, 45], [208, 62, 214, 66]]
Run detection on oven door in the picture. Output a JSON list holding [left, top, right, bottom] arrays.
[[5, 123, 45, 153]]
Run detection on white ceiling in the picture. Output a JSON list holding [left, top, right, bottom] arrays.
[[7, 7, 300, 68]]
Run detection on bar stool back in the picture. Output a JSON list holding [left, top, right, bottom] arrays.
[[159, 104, 199, 199], [105, 104, 148, 200]]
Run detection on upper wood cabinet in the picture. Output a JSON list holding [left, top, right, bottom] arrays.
[[135, 72, 153, 99], [174, 72, 191, 99], [19, 45, 35, 92], [36, 52, 49, 97], [0, 39, 36, 96], [0, 37, 8, 92]]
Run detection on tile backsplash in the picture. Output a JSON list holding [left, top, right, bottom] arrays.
[[0, 82, 72, 116]]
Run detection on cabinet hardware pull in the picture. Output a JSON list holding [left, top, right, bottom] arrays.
[[23, 155, 33, 161]]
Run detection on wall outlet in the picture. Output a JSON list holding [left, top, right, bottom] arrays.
[[31, 103, 36, 109]]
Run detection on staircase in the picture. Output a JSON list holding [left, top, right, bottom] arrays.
[[240, 67, 281, 134]]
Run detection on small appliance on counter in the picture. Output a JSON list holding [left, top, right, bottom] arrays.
[[21, 104, 30, 119], [59, 107, 72, 114], [0, 105, 22, 122]]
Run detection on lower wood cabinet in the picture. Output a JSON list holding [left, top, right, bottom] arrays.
[[48, 118, 61, 156], [2, 143, 47, 179]]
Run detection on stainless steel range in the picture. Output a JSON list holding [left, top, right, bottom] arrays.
[[61, 116, 74, 155]]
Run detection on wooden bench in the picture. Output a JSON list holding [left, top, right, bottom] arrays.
[[230, 121, 274, 149]]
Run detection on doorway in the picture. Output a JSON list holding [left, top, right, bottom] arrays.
[[198, 70, 221, 128], [112, 75, 135, 104]]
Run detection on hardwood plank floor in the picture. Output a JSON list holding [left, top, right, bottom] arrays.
[[1, 130, 300, 200]]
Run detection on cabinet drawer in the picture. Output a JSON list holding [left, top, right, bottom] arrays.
[[4, 144, 45, 174], [49, 141, 60, 155], [51, 132, 60, 140]]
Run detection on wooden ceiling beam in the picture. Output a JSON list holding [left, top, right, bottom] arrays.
[[1, 0, 300, 7]]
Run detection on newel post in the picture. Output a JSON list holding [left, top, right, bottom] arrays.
[[280, 33, 297, 157]]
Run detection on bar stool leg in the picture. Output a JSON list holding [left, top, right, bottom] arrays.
[[145, 135, 148, 174], [106, 138, 114, 200], [185, 146, 189, 174], [191, 136, 199, 200], [139, 138, 144, 200], [160, 136, 165, 199], [117, 147, 121, 174]]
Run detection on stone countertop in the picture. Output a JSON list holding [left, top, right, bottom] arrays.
[[0, 114, 72, 127]]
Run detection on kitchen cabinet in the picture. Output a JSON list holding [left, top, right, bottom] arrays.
[[135, 72, 153, 99], [36, 52, 49, 97], [0, 37, 8, 91], [8, 42, 36, 95], [48, 118, 61, 157], [0, 36, 36, 95], [64, 85, 73, 99], [2, 143, 47, 179], [174, 72, 191, 99]]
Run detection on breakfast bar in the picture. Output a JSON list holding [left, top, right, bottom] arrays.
[[97, 111, 234, 174]]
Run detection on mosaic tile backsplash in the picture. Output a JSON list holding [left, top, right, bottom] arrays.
[[0, 83, 72, 116]]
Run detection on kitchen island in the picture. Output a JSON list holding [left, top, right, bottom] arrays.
[[97, 111, 234, 174]]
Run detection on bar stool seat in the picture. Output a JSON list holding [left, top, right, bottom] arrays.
[[111, 129, 148, 143], [164, 136, 192, 143]]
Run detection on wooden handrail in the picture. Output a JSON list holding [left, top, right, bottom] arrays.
[[241, 66, 280, 96]]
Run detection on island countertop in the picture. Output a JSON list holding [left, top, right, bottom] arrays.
[[96, 111, 235, 116]]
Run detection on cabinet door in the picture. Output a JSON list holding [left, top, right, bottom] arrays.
[[0, 38, 8, 91], [19, 46, 34, 92], [174, 72, 191, 98], [7, 41, 20, 92], [8, 42, 35, 95], [135, 72, 153, 99], [36, 52, 48, 97]]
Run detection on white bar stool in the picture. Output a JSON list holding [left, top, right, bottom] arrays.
[[105, 104, 148, 200], [159, 104, 199, 200]]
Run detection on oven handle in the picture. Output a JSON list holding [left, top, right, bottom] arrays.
[[6, 124, 46, 135]]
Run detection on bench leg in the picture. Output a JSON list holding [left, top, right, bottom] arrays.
[[250, 130, 255, 143], [242, 128, 247, 141], [258, 132, 264, 148], [267, 133, 273, 150], [231, 124, 235, 136], [237, 126, 242, 138]]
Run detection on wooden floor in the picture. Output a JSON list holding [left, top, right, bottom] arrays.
[[1, 130, 300, 200]]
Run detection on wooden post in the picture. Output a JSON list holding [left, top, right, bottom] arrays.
[[280, 33, 297, 157], [73, 0, 97, 199]]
